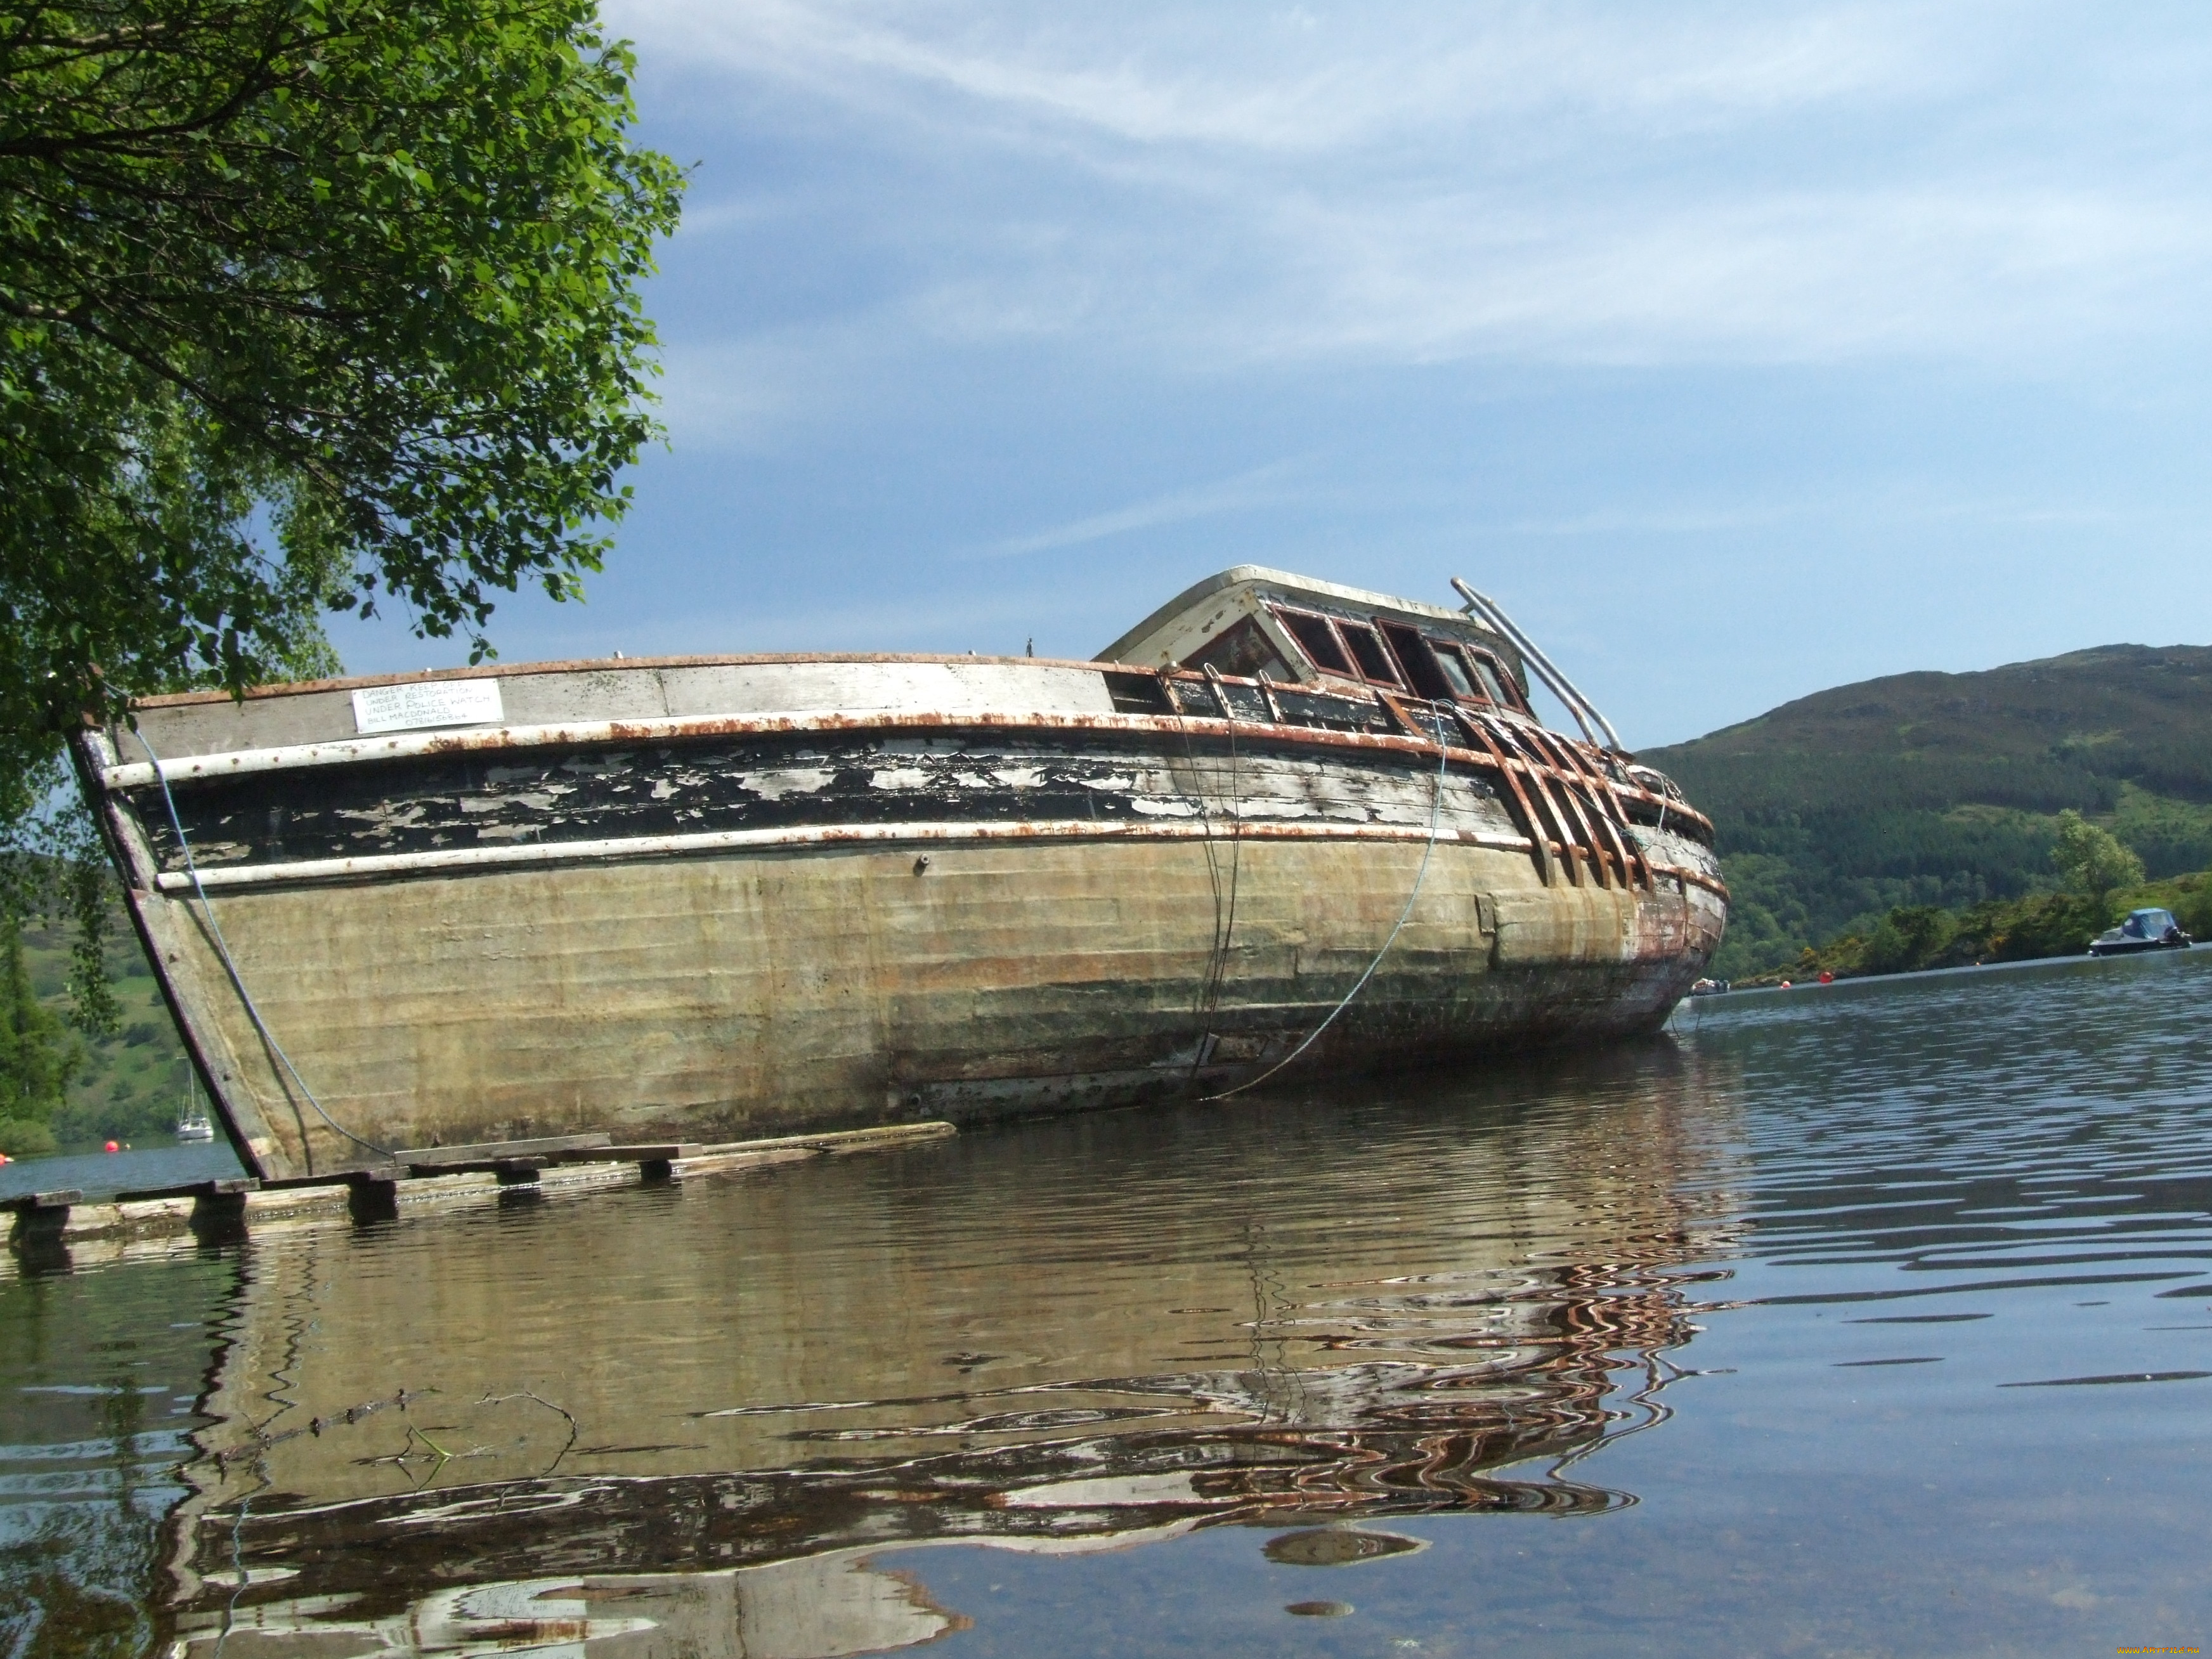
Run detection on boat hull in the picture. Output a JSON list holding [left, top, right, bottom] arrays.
[[76, 658, 1726, 1180]]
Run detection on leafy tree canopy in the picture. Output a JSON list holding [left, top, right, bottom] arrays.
[[2051, 808, 2144, 899], [0, 911, 78, 1154], [0, 0, 685, 810]]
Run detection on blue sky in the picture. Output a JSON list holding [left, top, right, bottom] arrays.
[[329, 1, 2212, 748]]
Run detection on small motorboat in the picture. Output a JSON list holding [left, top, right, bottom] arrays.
[[1688, 977, 1731, 996], [2088, 908, 2194, 957]]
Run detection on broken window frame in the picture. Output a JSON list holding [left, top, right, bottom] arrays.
[[1376, 620, 1457, 701], [1336, 621, 1405, 688], [1181, 615, 1296, 684], [1266, 604, 1409, 690], [1262, 602, 1530, 715], [1425, 638, 1479, 699], [1270, 606, 1355, 678], [1464, 647, 1526, 712]]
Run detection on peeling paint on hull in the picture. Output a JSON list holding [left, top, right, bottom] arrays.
[[76, 655, 1726, 1182]]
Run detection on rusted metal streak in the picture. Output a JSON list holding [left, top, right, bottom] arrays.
[[1561, 772, 1633, 890], [1467, 713, 1712, 848], [1491, 721, 1589, 888], [1542, 734, 1653, 890], [1449, 711, 1556, 886], [1519, 727, 1613, 888], [99, 707, 1533, 792], [1655, 865, 1730, 902], [1611, 786, 1715, 840], [1526, 727, 1643, 892], [1573, 767, 1651, 891], [149, 817, 1543, 892]]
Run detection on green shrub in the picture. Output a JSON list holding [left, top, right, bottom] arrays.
[[1981, 892, 2107, 960], [0, 1116, 57, 1157], [1861, 906, 1958, 974]]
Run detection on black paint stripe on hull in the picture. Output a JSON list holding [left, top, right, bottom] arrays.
[[129, 727, 1512, 877]]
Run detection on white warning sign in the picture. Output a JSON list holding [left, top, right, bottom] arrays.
[[351, 679, 505, 736]]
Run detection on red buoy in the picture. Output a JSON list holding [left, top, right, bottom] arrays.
[[104, 1140, 119, 1153]]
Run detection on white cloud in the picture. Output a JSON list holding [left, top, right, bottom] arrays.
[[617, 1, 1937, 153], [610, 0, 2212, 422], [982, 462, 1303, 557]]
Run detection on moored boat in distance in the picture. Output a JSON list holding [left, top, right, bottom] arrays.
[[174, 1074, 216, 1142], [73, 567, 1727, 1183], [2088, 907, 2194, 957]]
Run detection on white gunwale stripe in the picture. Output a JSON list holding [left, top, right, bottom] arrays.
[[152, 818, 1542, 892], [99, 708, 1493, 791]]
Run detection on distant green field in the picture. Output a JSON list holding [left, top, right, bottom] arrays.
[[1643, 644, 2212, 979], [22, 911, 197, 1152]]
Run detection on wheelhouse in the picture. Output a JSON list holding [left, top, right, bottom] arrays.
[[1097, 566, 1535, 717]]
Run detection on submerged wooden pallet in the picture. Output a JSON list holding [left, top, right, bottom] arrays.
[[1, 1121, 955, 1256]]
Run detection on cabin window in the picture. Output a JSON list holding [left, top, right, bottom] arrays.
[[1184, 616, 1294, 682], [1428, 642, 1478, 699], [1339, 622, 1402, 687], [1275, 608, 1353, 677], [1102, 670, 1173, 713], [1377, 621, 1454, 701], [1466, 649, 1521, 710]]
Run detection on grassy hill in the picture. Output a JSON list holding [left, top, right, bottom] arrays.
[[1643, 644, 2212, 979]]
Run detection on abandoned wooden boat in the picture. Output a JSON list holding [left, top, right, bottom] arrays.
[[72, 566, 1727, 1181]]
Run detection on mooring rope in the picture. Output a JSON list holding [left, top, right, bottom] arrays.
[[1195, 665, 1244, 1032], [133, 728, 393, 1162], [1164, 670, 1242, 1086], [1205, 720, 1452, 1102]]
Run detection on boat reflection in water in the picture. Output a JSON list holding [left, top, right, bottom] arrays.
[[163, 1046, 1743, 1657]]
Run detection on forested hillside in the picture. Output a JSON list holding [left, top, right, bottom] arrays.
[[12, 910, 195, 1155], [1643, 645, 2212, 979]]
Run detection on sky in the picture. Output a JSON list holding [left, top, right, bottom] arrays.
[[328, 1, 2212, 748]]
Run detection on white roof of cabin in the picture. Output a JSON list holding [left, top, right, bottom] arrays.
[[1097, 565, 1513, 669]]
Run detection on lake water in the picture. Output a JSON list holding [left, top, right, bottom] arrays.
[[6, 948, 2212, 1658], [0, 1142, 244, 1206]]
